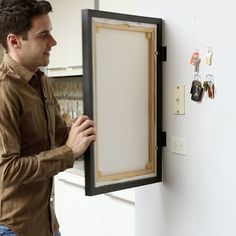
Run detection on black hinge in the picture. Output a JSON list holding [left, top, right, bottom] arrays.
[[157, 131, 166, 147], [159, 46, 167, 62]]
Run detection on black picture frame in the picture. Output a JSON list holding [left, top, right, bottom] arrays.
[[82, 9, 165, 196]]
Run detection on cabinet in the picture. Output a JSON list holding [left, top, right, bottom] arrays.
[[54, 171, 135, 236], [47, 0, 95, 77], [82, 9, 165, 195], [99, 0, 136, 14]]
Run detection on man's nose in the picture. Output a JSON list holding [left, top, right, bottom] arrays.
[[49, 34, 57, 47]]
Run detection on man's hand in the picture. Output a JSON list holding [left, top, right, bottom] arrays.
[[66, 115, 95, 159]]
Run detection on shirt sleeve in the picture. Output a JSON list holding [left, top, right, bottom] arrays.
[[0, 80, 74, 188]]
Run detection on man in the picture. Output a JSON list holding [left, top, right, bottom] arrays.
[[0, 0, 96, 235], [0, 46, 3, 62]]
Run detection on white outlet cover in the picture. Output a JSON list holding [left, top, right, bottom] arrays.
[[171, 136, 187, 155]]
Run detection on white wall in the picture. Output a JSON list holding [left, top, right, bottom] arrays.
[[100, 1, 236, 236]]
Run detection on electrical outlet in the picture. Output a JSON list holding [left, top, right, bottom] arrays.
[[172, 137, 187, 155]]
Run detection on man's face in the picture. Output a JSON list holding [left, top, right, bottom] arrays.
[[18, 14, 57, 72]]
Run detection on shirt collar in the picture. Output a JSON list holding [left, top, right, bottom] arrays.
[[2, 53, 44, 82]]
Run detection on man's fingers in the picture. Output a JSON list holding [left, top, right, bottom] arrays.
[[83, 127, 96, 136], [80, 119, 95, 131], [72, 115, 89, 128]]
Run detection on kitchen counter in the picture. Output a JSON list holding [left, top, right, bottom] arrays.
[[61, 159, 135, 203]]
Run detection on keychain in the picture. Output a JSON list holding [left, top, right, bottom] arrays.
[[203, 74, 215, 99], [190, 74, 203, 102], [190, 50, 201, 73], [205, 47, 213, 65], [207, 81, 215, 98]]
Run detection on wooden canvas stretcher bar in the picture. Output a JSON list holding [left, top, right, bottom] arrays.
[[91, 18, 157, 185]]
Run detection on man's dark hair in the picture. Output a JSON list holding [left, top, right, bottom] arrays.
[[0, 0, 52, 50]]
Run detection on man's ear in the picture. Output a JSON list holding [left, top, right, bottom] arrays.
[[6, 34, 21, 49]]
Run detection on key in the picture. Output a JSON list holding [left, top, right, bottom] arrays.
[[190, 51, 201, 73], [193, 58, 201, 73], [207, 81, 215, 98], [203, 80, 209, 91]]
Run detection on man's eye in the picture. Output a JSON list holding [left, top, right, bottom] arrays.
[[40, 34, 49, 38], [38, 33, 50, 38]]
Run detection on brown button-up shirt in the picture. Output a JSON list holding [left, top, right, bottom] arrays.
[[0, 54, 74, 236]]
